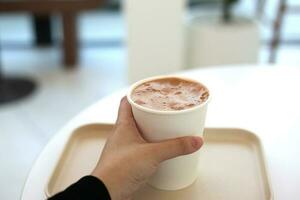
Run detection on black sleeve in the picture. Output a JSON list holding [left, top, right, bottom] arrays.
[[48, 176, 111, 200]]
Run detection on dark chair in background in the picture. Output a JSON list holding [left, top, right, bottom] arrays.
[[269, 0, 300, 63], [257, 0, 300, 63]]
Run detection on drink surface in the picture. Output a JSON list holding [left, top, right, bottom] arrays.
[[131, 78, 209, 111]]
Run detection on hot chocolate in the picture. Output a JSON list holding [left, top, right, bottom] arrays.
[[131, 77, 209, 111]]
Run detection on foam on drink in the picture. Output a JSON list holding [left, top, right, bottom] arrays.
[[131, 77, 209, 111]]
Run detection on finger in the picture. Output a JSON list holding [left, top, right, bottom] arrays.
[[148, 136, 203, 162], [116, 96, 134, 124]]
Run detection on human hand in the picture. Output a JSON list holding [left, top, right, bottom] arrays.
[[92, 97, 203, 200]]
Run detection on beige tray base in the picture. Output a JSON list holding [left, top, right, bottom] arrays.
[[46, 124, 272, 200]]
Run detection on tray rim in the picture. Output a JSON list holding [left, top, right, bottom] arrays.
[[45, 123, 274, 200]]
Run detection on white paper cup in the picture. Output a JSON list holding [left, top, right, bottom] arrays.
[[127, 75, 210, 190]]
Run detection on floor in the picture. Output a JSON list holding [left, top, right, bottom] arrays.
[[0, 3, 299, 200]]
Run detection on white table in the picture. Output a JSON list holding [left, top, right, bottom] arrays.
[[22, 65, 300, 200]]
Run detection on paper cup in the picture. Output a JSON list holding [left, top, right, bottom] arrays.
[[127, 75, 210, 190]]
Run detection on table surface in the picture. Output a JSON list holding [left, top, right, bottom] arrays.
[[21, 65, 300, 200]]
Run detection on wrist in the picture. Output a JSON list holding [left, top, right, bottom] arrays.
[[92, 169, 118, 200]]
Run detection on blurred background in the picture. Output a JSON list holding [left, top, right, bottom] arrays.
[[0, 0, 299, 199]]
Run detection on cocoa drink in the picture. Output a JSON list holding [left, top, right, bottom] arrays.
[[131, 77, 209, 111]]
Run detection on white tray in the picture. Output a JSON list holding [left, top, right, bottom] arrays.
[[46, 124, 272, 200]]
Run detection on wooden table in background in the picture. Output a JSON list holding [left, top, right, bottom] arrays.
[[0, 0, 104, 67]]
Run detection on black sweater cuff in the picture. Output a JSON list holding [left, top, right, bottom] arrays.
[[48, 175, 111, 200]]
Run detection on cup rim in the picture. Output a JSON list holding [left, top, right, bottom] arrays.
[[127, 75, 211, 115]]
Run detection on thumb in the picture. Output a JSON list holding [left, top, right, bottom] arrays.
[[149, 136, 203, 162]]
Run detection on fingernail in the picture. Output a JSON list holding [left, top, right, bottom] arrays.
[[191, 137, 203, 149]]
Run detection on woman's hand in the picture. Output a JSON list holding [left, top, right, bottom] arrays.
[[92, 97, 203, 200]]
